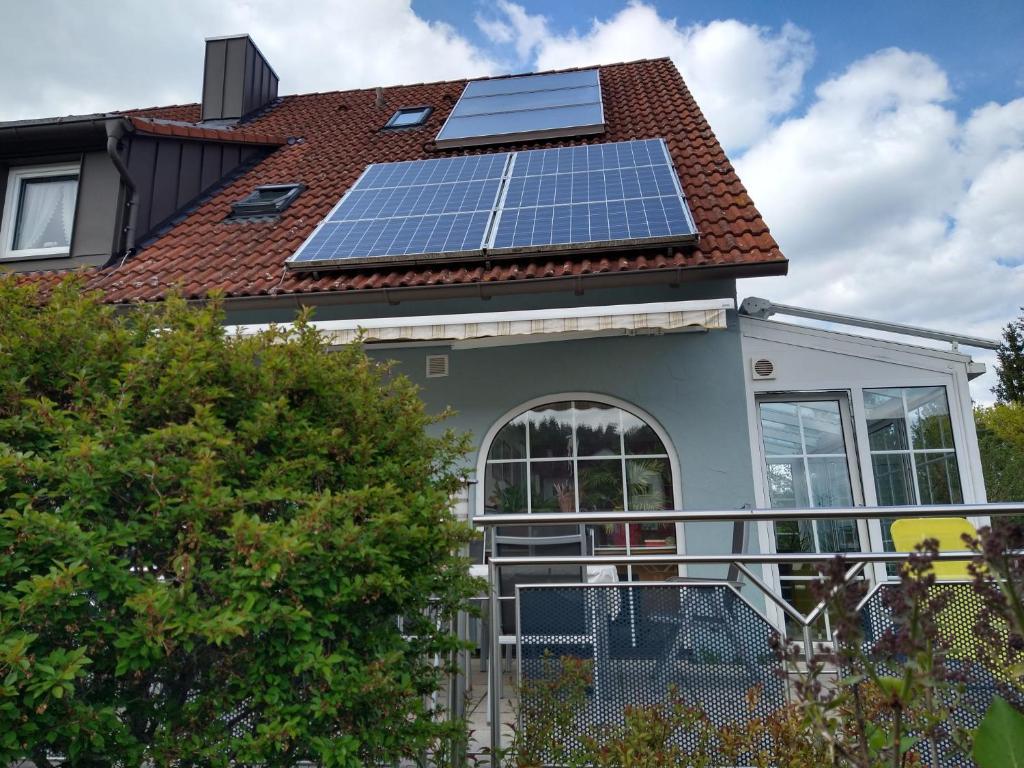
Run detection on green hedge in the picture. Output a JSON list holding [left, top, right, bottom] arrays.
[[0, 279, 475, 767]]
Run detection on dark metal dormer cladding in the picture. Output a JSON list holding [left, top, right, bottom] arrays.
[[201, 35, 279, 122], [0, 115, 285, 273]]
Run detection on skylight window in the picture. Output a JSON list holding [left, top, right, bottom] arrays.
[[384, 107, 432, 129], [230, 183, 303, 218]]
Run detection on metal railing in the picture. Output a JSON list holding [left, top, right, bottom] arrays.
[[471, 502, 1024, 757]]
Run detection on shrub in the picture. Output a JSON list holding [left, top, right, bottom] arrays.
[[0, 278, 476, 767]]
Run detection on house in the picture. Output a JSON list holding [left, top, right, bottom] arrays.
[[0, 33, 1000, 756]]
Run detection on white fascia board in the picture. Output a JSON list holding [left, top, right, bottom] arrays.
[[740, 316, 976, 366]]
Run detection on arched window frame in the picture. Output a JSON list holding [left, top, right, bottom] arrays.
[[474, 393, 686, 569]]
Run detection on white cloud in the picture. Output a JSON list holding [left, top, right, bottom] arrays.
[[735, 50, 1024, 402], [0, 0, 499, 121], [476, 1, 814, 150], [477, 0, 551, 64]]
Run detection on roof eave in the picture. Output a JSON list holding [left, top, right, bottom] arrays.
[[154, 257, 788, 312]]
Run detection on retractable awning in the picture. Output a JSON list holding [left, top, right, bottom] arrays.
[[227, 299, 733, 348]]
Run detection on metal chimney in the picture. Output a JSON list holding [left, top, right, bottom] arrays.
[[201, 34, 279, 122]]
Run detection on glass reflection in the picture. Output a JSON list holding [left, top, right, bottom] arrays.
[[482, 400, 675, 581], [575, 401, 620, 456], [529, 403, 573, 457], [530, 461, 575, 513]]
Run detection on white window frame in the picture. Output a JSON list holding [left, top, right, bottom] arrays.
[[741, 316, 990, 629], [753, 391, 870, 638], [0, 162, 81, 261], [475, 392, 685, 580]]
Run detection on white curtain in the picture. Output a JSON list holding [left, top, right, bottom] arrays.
[[14, 177, 77, 250], [60, 179, 77, 244]]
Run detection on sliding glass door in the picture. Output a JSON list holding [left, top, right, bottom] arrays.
[[755, 394, 865, 638]]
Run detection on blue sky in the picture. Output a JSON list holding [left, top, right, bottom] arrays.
[[420, 0, 1024, 115], [1, 0, 1022, 400]]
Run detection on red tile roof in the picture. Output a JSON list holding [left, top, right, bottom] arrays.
[[125, 116, 288, 147], [34, 58, 788, 303]]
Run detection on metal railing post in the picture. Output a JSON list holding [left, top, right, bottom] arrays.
[[488, 560, 502, 762]]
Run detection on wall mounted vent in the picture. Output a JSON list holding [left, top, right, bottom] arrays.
[[751, 357, 776, 380], [426, 354, 449, 378]]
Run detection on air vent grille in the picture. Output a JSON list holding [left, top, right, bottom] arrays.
[[426, 354, 449, 378], [751, 358, 776, 380]]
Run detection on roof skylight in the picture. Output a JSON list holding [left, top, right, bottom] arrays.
[[385, 107, 432, 129], [230, 183, 303, 218]]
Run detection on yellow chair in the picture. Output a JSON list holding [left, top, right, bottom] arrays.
[[891, 517, 980, 660], [890, 517, 976, 579]]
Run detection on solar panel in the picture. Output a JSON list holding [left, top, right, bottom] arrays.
[[287, 153, 510, 268], [286, 139, 697, 271], [435, 70, 604, 148], [488, 139, 695, 254]]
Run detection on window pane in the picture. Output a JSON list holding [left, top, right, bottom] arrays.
[[916, 452, 963, 504], [625, 458, 673, 511], [806, 456, 854, 507], [591, 522, 626, 552], [781, 581, 831, 640], [391, 108, 427, 126], [865, 389, 910, 451], [622, 410, 664, 455], [577, 459, 624, 511], [906, 386, 955, 450], [817, 519, 861, 553], [530, 460, 575, 512], [483, 462, 527, 514], [529, 403, 573, 457], [489, 415, 526, 460], [759, 402, 803, 456], [13, 175, 78, 250], [775, 519, 815, 553], [631, 521, 676, 549], [871, 453, 916, 505], [800, 402, 846, 454], [575, 401, 620, 456], [766, 460, 809, 508]]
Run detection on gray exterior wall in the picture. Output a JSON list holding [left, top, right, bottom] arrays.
[[124, 136, 265, 240], [0, 151, 120, 272], [224, 279, 762, 572], [0, 134, 270, 273], [71, 151, 124, 262]]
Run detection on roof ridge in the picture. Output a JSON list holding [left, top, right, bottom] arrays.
[[271, 58, 677, 103], [75, 59, 679, 121]]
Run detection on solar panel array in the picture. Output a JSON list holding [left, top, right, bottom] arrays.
[[287, 139, 697, 270], [289, 153, 509, 267], [491, 140, 693, 252], [435, 70, 605, 148]]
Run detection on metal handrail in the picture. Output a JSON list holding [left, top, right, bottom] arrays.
[[487, 550, 1019, 567], [477, 502, 1024, 756], [472, 502, 1024, 528]]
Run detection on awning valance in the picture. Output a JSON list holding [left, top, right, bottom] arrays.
[[227, 299, 733, 348]]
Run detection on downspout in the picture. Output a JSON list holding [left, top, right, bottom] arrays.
[[104, 119, 139, 263]]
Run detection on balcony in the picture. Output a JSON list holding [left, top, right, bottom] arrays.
[[452, 502, 1024, 766]]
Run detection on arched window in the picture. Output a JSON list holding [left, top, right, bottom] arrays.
[[481, 398, 679, 579]]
